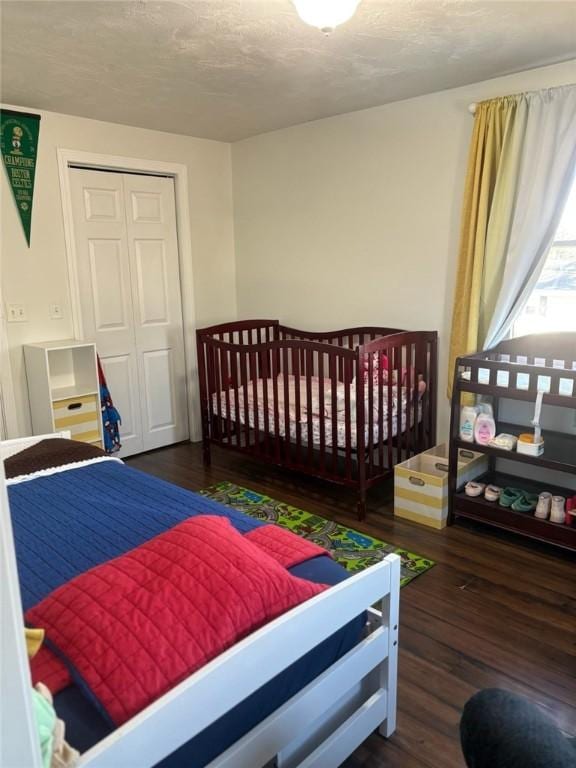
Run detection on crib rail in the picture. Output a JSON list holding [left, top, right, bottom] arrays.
[[199, 319, 280, 346], [197, 321, 437, 518], [279, 325, 404, 347]]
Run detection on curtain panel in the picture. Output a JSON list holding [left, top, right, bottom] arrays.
[[448, 83, 576, 392]]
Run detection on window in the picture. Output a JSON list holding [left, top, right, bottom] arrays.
[[513, 176, 576, 335]]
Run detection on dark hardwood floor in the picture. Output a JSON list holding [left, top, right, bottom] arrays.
[[127, 442, 576, 768]]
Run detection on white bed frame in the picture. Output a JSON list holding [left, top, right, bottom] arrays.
[[0, 433, 400, 768]]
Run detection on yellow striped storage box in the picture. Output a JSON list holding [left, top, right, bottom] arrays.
[[52, 394, 101, 445], [422, 443, 489, 490], [394, 445, 488, 529]]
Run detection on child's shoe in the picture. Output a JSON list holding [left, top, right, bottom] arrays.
[[534, 492, 552, 520], [484, 485, 501, 502], [465, 481, 485, 497], [550, 496, 566, 524]]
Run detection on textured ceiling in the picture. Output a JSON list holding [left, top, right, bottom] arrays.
[[1, 0, 576, 142]]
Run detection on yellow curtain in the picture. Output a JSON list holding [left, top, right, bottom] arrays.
[[447, 95, 525, 394]]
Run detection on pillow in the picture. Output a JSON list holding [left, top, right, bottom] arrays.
[[4, 438, 105, 479]]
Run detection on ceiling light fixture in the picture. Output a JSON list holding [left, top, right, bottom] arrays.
[[292, 0, 361, 34]]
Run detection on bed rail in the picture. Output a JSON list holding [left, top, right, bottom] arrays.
[[197, 320, 438, 518], [76, 555, 400, 768]]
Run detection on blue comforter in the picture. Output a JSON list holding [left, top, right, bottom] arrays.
[[9, 459, 361, 767], [10, 460, 266, 610]]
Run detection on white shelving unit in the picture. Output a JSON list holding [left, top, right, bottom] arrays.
[[24, 340, 103, 448]]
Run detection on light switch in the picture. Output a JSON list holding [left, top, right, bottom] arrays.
[[7, 303, 27, 322], [50, 303, 64, 319]]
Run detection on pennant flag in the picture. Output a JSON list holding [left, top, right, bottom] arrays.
[[1, 109, 41, 246]]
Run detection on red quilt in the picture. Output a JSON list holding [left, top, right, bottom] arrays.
[[27, 516, 328, 725]]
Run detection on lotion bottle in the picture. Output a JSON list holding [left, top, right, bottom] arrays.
[[459, 405, 478, 443]]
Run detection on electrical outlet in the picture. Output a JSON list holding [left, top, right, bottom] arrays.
[[50, 303, 64, 320], [7, 303, 27, 322]]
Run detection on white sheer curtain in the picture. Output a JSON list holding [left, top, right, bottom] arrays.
[[484, 84, 576, 348]]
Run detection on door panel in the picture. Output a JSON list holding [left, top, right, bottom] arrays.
[[69, 168, 188, 456], [88, 239, 129, 332], [134, 240, 170, 326], [123, 174, 188, 450], [130, 190, 163, 223], [83, 186, 121, 222], [142, 349, 176, 432]]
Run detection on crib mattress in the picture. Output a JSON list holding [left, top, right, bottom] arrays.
[[213, 375, 421, 449]]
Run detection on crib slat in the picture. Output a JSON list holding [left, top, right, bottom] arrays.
[[387, 348, 394, 470], [240, 347, 250, 449], [231, 351, 240, 448], [319, 354, 326, 475], [344, 357, 352, 481], [330, 355, 338, 474], [412, 344, 418, 454], [212, 346, 222, 441], [250, 351, 260, 455], [408, 344, 415, 458], [377, 351, 384, 471], [395, 345, 403, 463], [411, 343, 418, 455], [272, 348, 281, 462], [266, 326, 273, 388], [306, 349, 314, 467], [196, 334, 210, 461], [355, 356, 366, 516], [205, 342, 214, 443], [292, 348, 302, 466], [261, 349, 270, 457], [414, 340, 424, 452], [429, 338, 437, 447], [428, 339, 435, 449], [222, 347, 231, 444], [368, 351, 374, 478], [283, 346, 291, 463]]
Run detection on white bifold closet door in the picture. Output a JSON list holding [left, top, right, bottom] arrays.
[[69, 168, 189, 457]]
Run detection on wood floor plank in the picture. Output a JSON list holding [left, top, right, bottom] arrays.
[[126, 443, 576, 768]]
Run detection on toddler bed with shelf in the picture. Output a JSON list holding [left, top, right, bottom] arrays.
[[1, 432, 400, 768], [197, 320, 438, 519], [449, 332, 576, 552]]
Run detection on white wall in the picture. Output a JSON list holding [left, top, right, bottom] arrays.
[[1, 106, 236, 435], [232, 60, 576, 438]]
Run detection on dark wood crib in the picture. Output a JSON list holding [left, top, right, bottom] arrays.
[[197, 320, 438, 518]]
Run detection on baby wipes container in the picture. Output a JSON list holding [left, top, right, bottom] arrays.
[[474, 412, 496, 445]]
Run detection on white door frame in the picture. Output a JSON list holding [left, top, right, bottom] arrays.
[[57, 148, 200, 442], [0, 302, 19, 439]]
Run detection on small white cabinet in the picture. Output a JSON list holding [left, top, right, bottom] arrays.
[[24, 340, 103, 448]]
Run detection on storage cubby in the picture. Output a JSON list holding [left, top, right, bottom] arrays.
[[448, 332, 576, 553], [24, 340, 103, 448]]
